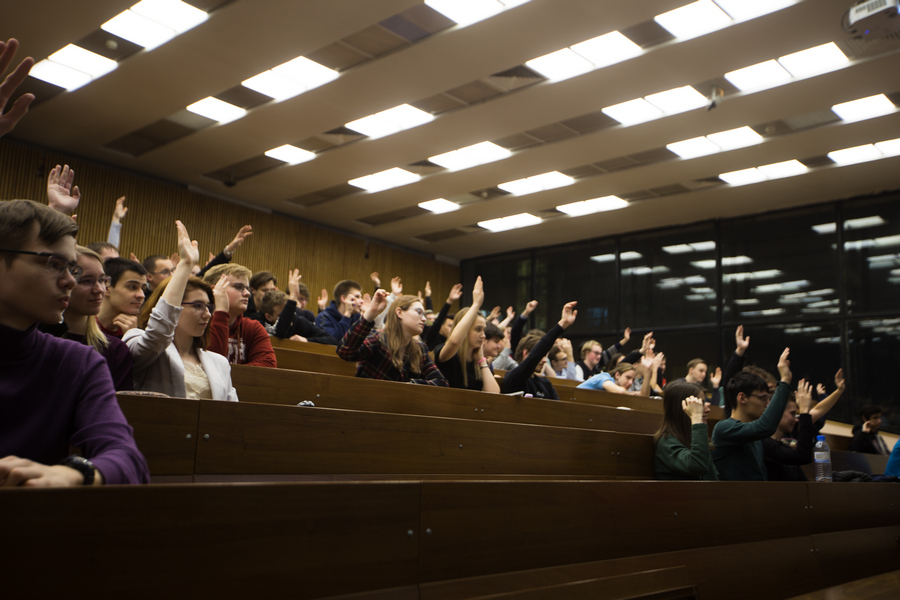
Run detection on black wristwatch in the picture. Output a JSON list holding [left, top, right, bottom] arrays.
[[60, 455, 96, 485]]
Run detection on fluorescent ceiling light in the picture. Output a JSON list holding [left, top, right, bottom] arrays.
[[265, 145, 315, 165], [570, 31, 641, 68], [525, 48, 594, 82], [621, 251, 643, 261], [754, 280, 810, 293], [478, 213, 541, 233], [348, 167, 420, 193], [875, 137, 900, 156], [556, 195, 627, 216], [713, 0, 798, 21], [827, 144, 882, 165], [758, 159, 808, 178], [498, 171, 574, 195], [655, 0, 733, 39], [734, 298, 759, 305], [418, 199, 460, 214], [429, 141, 511, 171], [186, 97, 246, 123], [845, 216, 886, 230], [242, 71, 306, 101], [832, 94, 895, 123], [664, 240, 715, 254], [723, 269, 781, 283], [623, 266, 670, 276], [667, 136, 720, 159], [706, 126, 762, 150], [724, 59, 791, 91], [272, 57, 339, 91], [131, 0, 207, 34], [723, 255, 753, 266], [101, 10, 175, 50], [778, 42, 848, 78], [590, 254, 615, 263], [719, 167, 766, 186], [29, 60, 93, 91], [812, 222, 836, 234], [644, 86, 707, 115], [346, 104, 434, 138], [48, 45, 117, 78], [602, 98, 663, 125], [425, 0, 505, 26], [691, 259, 716, 269]]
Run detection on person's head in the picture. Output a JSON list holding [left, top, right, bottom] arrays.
[[0, 199, 80, 329], [686, 359, 707, 384], [425, 309, 435, 326], [859, 404, 884, 432], [482, 322, 504, 359], [778, 396, 799, 437], [142, 255, 174, 292], [440, 313, 455, 338], [725, 371, 770, 419], [515, 334, 546, 374], [450, 307, 488, 386], [86, 241, 119, 261], [102, 257, 147, 316], [294, 281, 310, 311], [605, 353, 625, 372], [654, 381, 705, 448], [549, 345, 568, 374], [611, 362, 638, 390], [249, 271, 278, 309], [68, 246, 111, 353], [333, 279, 362, 314], [203, 264, 253, 318], [383, 295, 426, 373], [260, 289, 288, 324], [139, 276, 214, 349], [743, 365, 777, 393], [581, 340, 602, 367]]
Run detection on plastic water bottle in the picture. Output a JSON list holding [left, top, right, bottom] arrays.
[[814, 435, 833, 482]]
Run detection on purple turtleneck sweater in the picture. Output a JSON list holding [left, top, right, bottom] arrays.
[[0, 322, 149, 484]]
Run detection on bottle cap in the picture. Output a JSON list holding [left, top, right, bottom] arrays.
[[817, 435, 826, 442]]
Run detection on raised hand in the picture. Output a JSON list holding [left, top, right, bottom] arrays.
[[225, 225, 252, 255], [710, 366, 722, 388], [558, 301, 577, 329], [523, 300, 538, 317], [834, 368, 845, 390], [735, 325, 750, 356], [288, 268, 302, 301], [370, 272, 380, 287], [652, 352, 665, 370], [365, 289, 389, 321], [487, 306, 500, 321], [175, 220, 199, 266], [0, 39, 36, 138], [112, 196, 128, 223], [213, 275, 230, 313], [424, 281, 431, 297], [816, 383, 827, 397], [318, 289, 329, 311], [447, 283, 463, 303], [621, 327, 632, 345], [47, 165, 81, 215], [795, 379, 813, 414], [682, 396, 706, 424], [506, 306, 515, 319], [360, 292, 372, 315], [129, 252, 139, 262], [390, 276, 403, 295], [472, 276, 485, 308], [640, 331, 654, 355], [777, 347, 791, 384]]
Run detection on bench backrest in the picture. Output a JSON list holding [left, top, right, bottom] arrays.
[[273, 346, 358, 376]]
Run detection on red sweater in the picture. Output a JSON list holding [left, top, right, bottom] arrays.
[[208, 311, 277, 368]]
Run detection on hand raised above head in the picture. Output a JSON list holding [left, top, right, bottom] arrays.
[[390, 276, 403, 295], [47, 164, 81, 215], [174, 220, 199, 266], [213, 275, 230, 312], [318, 289, 329, 311], [0, 39, 36, 138], [777, 347, 791, 384], [735, 325, 750, 355], [558, 301, 577, 329], [226, 225, 252, 254], [447, 283, 463, 303], [795, 378, 813, 414], [471, 276, 485, 307]]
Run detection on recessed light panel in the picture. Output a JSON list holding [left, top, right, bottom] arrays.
[[557, 195, 627, 216], [186, 97, 246, 123], [644, 86, 707, 115], [348, 168, 421, 193], [713, 0, 798, 21], [265, 145, 315, 165], [425, 0, 505, 26], [778, 42, 848, 78], [827, 144, 882, 165], [667, 136, 721, 159], [706, 126, 762, 150], [570, 31, 642, 68], [242, 71, 306, 101], [875, 137, 900, 156], [526, 48, 594, 82], [832, 94, 896, 123], [272, 57, 339, 91], [419, 199, 460, 214], [602, 98, 663, 125], [724, 59, 791, 91], [478, 213, 541, 232], [719, 167, 766, 185], [29, 60, 93, 91], [654, 0, 733, 39], [131, 0, 208, 34], [499, 172, 573, 195], [102, 10, 176, 50], [48, 45, 117, 78], [590, 254, 616, 263], [758, 159, 808, 178], [429, 142, 511, 171], [346, 104, 434, 138]]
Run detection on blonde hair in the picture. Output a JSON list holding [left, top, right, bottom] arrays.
[[383, 295, 425, 374], [450, 306, 484, 387], [74, 246, 110, 354], [202, 263, 252, 285]]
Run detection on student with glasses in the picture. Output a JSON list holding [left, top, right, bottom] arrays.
[[124, 221, 238, 401], [0, 199, 148, 486], [202, 264, 277, 368], [337, 291, 448, 386], [42, 246, 134, 391]]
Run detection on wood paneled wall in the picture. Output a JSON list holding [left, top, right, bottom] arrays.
[[0, 139, 461, 304]]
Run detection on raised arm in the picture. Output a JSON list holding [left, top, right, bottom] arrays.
[[439, 276, 483, 362], [0, 39, 35, 138], [47, 165, 81, 216], [497, 306, 515, 329], [810, 368, 845, 423], [510, 300, 537, 351]]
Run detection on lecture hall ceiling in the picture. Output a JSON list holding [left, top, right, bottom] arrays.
[[8, 0, 900, 261]]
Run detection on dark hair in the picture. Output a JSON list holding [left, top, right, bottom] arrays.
[[295, 281, 310, 299], [725, 371, 768, 411], [0, 200, 78, 263], [86, 241, 118, 256], [250, 270, 277, 290], [260, 289, 288, 317], [483, 323, 503, 341], [525, 328, 546, 337], [514, 333, 542, 362], [742, 365, 777, 386], [549, 345, 565, 362], [859, 404, 883, 421], [333, 279, 361, 304], [104, 257, 147, 286], [687, 358, 706, 371], [605, 353, 624, 372], [654, 381, 704, 448], [142, 255, 169, 274], [139, 276, 213, 349]]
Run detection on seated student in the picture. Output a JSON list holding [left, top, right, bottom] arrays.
[[202, 264, 276, 368], [849, 404, 891, 455], [433, 277, 500, 393], [87, 241, 119, 262], [97, 257, 147, 338], [654, 382, 718, 480], [257, 289, 338, 345], [577, 357, 661, 396], [763, 379, 815, 481], [712, 348, 792, 481], [422, 282, 462, 351], [482, 322, 505, 364], [502, 301, 578, 399], [125, 221, 238, 401], [337, 290, 447, 386], [574, 329, 631, 381], [43, 246, 134, 391], [0, 199, 148, 486], [247, 270, 277, 317], [546, 338, 579, 380], [142, 255, 174, 295], [316, 279, 363, 340]]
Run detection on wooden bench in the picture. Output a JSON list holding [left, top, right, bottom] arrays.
[[273, 346, 358, 376], [268, 336, 337, 355]]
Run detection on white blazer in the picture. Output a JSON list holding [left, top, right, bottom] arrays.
[[123, 298, 239, 402]]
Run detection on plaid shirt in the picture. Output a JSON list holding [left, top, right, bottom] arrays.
[[337, 317, 448, 386]]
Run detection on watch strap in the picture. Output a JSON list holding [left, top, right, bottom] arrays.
[[60, 455, 95, 486]]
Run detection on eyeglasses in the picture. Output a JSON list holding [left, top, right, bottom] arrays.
[[182, 301, 215, 314], [229, 283, 249, 293], [750, 392, 771, 402], [77, 275, 112, 288], [0, 248, 83, 280], [406, 308, 426, 318]]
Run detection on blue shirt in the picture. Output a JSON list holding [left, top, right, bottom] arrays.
[[577, 372, 613, 390]]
